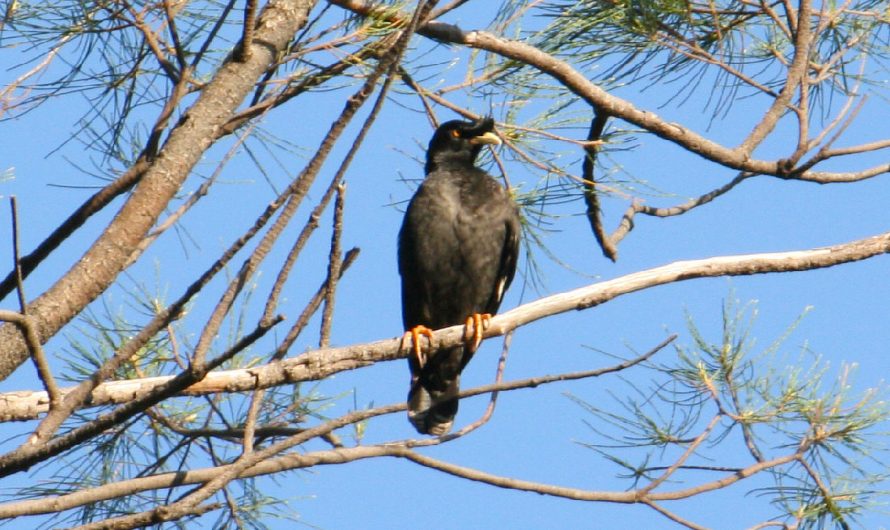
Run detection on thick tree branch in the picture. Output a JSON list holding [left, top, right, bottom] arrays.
[[2, 229, 888, 422], [0, 337, 670, 519], [329, 0, 889, 183], [0, 0, 322, 379]]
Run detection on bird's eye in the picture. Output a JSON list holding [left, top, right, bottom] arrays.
[[450, 129, 461, 138]]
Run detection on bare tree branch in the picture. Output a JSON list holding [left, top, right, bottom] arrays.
[[0, 1, 884, 526], [0, 336, 671, 518], [2, 226, 887, 422], [581, 110, 616, 261], [320, 182, 346, 347], [0, 0, 323, 378], [398, 445, 801, 503], [329, 0, 890, 183]]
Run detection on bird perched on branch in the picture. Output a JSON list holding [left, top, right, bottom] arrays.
[[398, 117, 521, 435]]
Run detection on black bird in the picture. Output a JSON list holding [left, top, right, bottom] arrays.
[[398, 117, 521, 435]]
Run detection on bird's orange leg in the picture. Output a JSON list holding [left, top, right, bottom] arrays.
[[401, 325, 435, 369], [464, 313, 491, 353]]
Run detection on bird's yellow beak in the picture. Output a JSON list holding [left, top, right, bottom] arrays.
[[469, 131, 501, 146]]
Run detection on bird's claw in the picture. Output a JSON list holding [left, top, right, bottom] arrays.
[[464, 313, 491, 353], [402, 325, 434, 369]]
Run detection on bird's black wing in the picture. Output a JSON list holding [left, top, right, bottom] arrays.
[[485, 196, 521, 317], [397, 177, 449, 332]]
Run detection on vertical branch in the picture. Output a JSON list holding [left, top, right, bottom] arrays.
[[189, 26, 398, 369], [790, 61, 811, 164], [8, 197, 61, 419], [260, 175, 341, 325], [274, 248, 359, 358], [581, 109, 616, 262], [10, 196, 26, 311], [447, 331, 514, 438], [0, 161, 146, 302], [238, 0, 258, 62], [737, 0, 813, 158], [242, 388, 266, 454], [784, 0, 823, 168], [319, 182, 346, 348], [162, 0, 187, 71]]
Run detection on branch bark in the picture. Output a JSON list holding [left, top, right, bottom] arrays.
[[2, 229, 888, 422], [329, 0, 890, 183], [0, 334, 672, 519], [0, 0, 321, 379]]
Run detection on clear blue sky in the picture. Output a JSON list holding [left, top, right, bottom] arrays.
[[1, 2, 888, 529]]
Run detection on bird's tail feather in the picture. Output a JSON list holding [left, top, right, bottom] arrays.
[[407, 380, 459, 436], [407, 346, 463, 435]]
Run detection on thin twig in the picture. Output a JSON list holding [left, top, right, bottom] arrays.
[[641, 499, 709, 530], [611, 172, 757, 246], [274, 247, 360, 359], [242, 389, 265, 454], [8, 197, 61, 417], [398, 66, 438, 128], [581, 110, 617, 261], [0, 336, 673, 518], [320, 182, 347, 348], [10, 197, 25, 311], [0, 161, 148, 301], [446, 331, 514, 438], [399, 445, 801, 503], [641, 414, 723, 494], [797, 456, 850, 530]]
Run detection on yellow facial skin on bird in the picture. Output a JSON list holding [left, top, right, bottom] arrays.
[[468, 131, 501, 146]]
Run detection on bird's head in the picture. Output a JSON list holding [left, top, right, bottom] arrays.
[[425, 117, 501, 174]]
